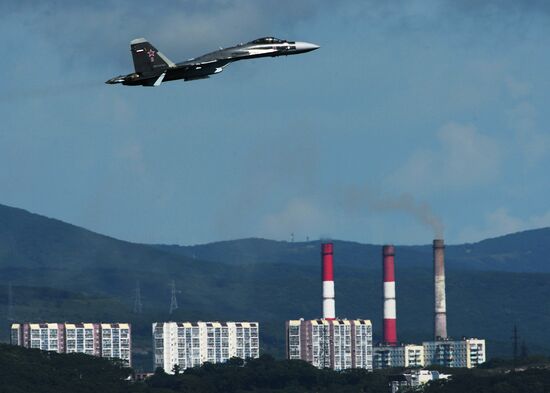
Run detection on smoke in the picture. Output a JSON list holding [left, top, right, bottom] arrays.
[[342, 185, 444, 238]]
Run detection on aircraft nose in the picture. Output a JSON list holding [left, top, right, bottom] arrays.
[[294, 41, 320, 53]]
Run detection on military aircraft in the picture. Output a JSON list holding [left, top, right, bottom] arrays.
[[106, 37, 319, 87]]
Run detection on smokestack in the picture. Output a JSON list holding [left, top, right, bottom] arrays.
[[433, 239, 447, 340], [382, 245, 397, 345], [322, 243, 335, 320]]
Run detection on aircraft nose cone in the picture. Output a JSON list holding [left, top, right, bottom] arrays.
[[295, 41, 320, 52]]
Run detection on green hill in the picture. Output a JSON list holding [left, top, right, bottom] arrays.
[[1, 203, 550, 371], [157, 229, 550, 273]]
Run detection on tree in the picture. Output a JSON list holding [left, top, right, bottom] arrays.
[[172, 363, 182, 375]]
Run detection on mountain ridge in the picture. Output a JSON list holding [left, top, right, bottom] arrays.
[[2, 202, 550, 366], [3, 202, 549, 273], [155, 228, 550, 273]]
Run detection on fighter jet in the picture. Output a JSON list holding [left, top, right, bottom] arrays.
[[106, 37, 319, 87]]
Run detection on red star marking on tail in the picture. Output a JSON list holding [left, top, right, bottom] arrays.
[[147, 49, 156, 62]]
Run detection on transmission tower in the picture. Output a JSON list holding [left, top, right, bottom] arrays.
[[133, 280, 143, 314], [7, 282, 14, 321], [512, 325, 519, 370], [169, 280, 179, 315]]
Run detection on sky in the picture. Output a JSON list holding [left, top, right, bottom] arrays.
[[1, 1, 550, 246]]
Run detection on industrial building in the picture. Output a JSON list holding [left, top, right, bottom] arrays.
[[285, 243, 374, 370], [153, 321, 260, 373], [382, 245, 397, 346], [373, 344, 425, 369], [373, 240, 487, 369], [374, 245, 426, 370], [423, 338, 486, 368], [286, 318, 373, 370], [10, 322, 132, 366], [374, 339, 486, 369]]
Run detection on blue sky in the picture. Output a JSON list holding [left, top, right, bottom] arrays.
[[1, 1, 550, 245]]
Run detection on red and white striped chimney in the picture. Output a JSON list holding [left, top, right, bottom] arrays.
[[322, 243, 335, 320], [382, 245, 397, 345]]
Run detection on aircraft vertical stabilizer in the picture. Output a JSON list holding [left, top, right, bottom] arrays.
[[130, 38, 175, 75]]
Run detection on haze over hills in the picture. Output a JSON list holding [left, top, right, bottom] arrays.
[[1, 202, 550, 369]]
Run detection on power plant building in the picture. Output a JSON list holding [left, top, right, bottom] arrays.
[[382, 245, 398, 345], [373, 339, 486, 369], [433, 239, 448, 340], [373, 344, 425, 369], [10, 322, 131, 366], [423, 338, 486, 368], [153, 321, 259, 373], [286, 318, 373, 370]]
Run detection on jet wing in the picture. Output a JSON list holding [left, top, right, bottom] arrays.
[[141, 72, 167, 87], [176, 58, 232, 68]]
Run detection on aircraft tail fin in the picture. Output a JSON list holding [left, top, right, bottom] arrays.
[[130, 38, 175, 75]]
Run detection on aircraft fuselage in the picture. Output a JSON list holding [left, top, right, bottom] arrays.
[[106, 37, 319, 87]]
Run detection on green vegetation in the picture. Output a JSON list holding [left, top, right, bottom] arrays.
[[146, 355, 389, 393], [2, 203, 550, 369], [0, 343, 135, 393], [0, 344, 389, 393], [424, 369, 550, 393], [4, 343, 550, 393]]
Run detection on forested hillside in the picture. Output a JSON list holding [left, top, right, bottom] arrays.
[[2, 203, 550, 370]]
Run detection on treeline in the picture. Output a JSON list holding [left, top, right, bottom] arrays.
[[145, 356, 389, 393], [424, 368, 550, 393], [4, 343, 550, 393], [0, 344, 389, 393], [0, 344, 133, 393]]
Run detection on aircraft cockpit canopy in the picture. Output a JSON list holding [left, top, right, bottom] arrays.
[[249, 37, 285, 44]]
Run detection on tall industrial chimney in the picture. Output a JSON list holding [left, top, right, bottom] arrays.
[[382, 245, 397, 345], [433, 239, 447, 340], [322, 243, 335, 320]]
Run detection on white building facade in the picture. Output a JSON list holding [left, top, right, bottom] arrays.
[[11, 322, 131, 367], [423, 338, 486, 368], [286, 319, 373, 371], [100, 323, 132, 366], [373, 344, 425, 369], [11, 323, 65, 353], [153, 321, 260, 373], [65, 323, 100, 356]]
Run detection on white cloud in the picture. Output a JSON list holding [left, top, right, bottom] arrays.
[[457, 208, 550, 242], [389, 122, 501, 194]]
